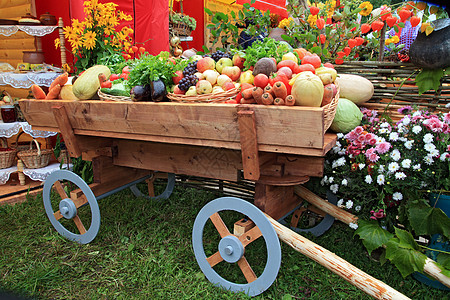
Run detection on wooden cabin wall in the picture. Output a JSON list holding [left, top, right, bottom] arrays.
[[0, 0, 37, 98]]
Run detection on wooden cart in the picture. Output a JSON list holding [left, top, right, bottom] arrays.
[[18, 99, 410, 299]]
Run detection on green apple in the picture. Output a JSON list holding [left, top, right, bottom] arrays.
[[216, 57, 233, 74]]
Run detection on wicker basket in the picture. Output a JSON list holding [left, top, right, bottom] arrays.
[[323, 83, 340, 132], [0, 137, 17, 169], [169, 20, 192, 37], [17, 139, 53, 169], [11, 131, 32, 152], [98, 89, 132, 102], [167, 87, 239, 103], [56, 149, 70, 164]]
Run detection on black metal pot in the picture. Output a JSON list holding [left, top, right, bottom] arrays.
[[409, 18, 450, 69]]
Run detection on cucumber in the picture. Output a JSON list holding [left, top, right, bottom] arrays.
[[100, 88, 130, 97]]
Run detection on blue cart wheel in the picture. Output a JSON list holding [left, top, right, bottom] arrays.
[[130, 172, 175, 201], [43, 170, 100, 244], [279, 191, 337, 237], [192, 197, 281, 297]]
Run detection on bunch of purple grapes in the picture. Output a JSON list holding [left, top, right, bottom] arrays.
[[182, 61, 198, 77], [178, 74, 198, 91], [211, 50, 232, 61]]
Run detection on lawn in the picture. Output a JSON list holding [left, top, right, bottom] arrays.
[[0, 180, 447, 300]]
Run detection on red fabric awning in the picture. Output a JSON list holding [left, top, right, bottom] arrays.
[[236, 0, 288, 18]]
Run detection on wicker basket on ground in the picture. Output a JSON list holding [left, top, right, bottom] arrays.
[[17, 139, 53, 169], [0, 137, 17, 169]]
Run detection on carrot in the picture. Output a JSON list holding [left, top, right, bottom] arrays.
[[273, 81, 288, 100], [251, 87, 264, 104], [240, 82, 254, 91], [264, 84, 274, 96], [241, 88, 254, 100], [261, 92, 274, 105], [285, 95, 296, 106], [98, 73, 108, 85], [31, 84, 46, 99], [45, 84, 62, 100], [49, 72, 68, 90], [240, 98, 256, 104], [274, 98, 285, 105]]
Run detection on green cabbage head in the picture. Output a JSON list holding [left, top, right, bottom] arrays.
[[330, 98, 363, 133]]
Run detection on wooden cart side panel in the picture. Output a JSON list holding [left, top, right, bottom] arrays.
[[113, 139, 242, 181], [19, 100, 325, 150]]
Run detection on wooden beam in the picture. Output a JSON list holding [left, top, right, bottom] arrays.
[[52, 105, 82, 158], [237, 110, 260, 180]]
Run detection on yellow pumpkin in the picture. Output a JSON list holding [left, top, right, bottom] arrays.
[[292, 71, 324, 107]]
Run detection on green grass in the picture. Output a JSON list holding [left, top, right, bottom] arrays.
[[0, 182, 448, 300]]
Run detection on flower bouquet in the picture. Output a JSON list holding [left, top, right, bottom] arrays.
[[55, 0, 134, 73], [311, 107, 450, 280]]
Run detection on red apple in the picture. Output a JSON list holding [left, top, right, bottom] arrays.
[[223, 81, 236, 91], [197, 57, 216, 73], [277, 67, 293, 79], [222, 66, 241, 81], [172, 70, 184, 84], [232, 52, 246, 69], [173, 85, 185, 95]]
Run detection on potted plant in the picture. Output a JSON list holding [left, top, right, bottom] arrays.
[[310, 106, 450, 287]]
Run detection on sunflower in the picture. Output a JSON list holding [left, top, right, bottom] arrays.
[[307, 14, 317, 27], [71, 19, 84, 35], [63, 26, 77, 40], [54, 38, 60, 49], [359, 2, 373, 16], [83, 30, 97, 50]]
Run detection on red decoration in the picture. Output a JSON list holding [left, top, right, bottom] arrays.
[[361, 23, 371, 34], [310, 6, 319, 16], [316, 18, 325, 30], [410, 16, 420, 27], [348, 38, 357, 48], [371, 20, 384, 32], [386, 16, 398, 28]]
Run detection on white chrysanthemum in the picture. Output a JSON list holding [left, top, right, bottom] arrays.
[[397, 124, 404, 133], [388, 162, 400, 172], [389, 132, 399, 141], [337, 198, 344, 207], [358, 163, 366, 170], [355, 205, 361, 212], [412, 111, 422, 117], [379, 128, 388, 134], [395, 172, 406, 180], [440, 152, 449, 161], [404, 140, 414, 150], [401, 159, 411, 168], [446, 103, 450, 109], [378, 165, 385, 173], [399, 137, 407, 142], [402, 116, 411, 126], [423, 133, 433, 144], [337, 133, 344, 139], [321, 175, 328, 186], [328, 176, 334, 183], [390, 149, 401, 161], [424, 143, 436, 152], [413, 164, 421, 170], [380, 122, 390, 128], [365, 175, 373, 184], [377, 174, 385, 185], [341, 179, 348, 186], [330, 184, 339, 194], [412, 125, 422, 134], [338, 150, 346, 155], [424, 155, 434, 165], [346, 200, 353, 209], [393, 192, 403, 201], [349, 222, 358, 230], [429, 149, 439, 157]]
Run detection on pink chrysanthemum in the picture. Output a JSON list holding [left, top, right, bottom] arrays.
[[375, 142, 391, 154]]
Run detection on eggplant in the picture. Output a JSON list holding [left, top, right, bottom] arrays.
[[131, 84, 151, 102], [150, 79, 167, 102]]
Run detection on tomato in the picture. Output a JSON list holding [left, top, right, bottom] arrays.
[[297, 63, 316, 74], [122, 66, 131, 74], [100, 80, 112, 88], [120, 73, 129, 80], [109, 74, 120, 81], [253, 74, 269, 89], [301, 54, 321, 68]]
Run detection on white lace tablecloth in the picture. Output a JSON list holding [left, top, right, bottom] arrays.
[[0, 121, 58, 138], [0, 162, 72, 184], [0, 25, 58, 37], [0, 71, 61, 88]]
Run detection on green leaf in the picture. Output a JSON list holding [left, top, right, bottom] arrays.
[[354, 219, 394, 254], [415, 68, 444, 95], [204, 8, 212, 15], [385, 238, 427, 277], [437, 253, 450, 270], [310, 46, 322, 55], [394, 227, 419, 250], [408, 200, 450, 238]]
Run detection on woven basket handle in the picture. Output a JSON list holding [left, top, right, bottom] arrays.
[[0, 137, 7, 148], [28, 139, 42, 156], [13, 131, 26, 149]]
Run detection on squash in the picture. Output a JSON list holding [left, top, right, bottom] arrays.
[[72, 65, 111, 99], [60, 85, 79, 100], [335, 74, 373, 105], [291, 71, 324, 107]]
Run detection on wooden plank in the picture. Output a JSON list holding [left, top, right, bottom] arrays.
[[0, 0, 31, 8], [0, 3, 31, 18], [0, 38, 34, 49], [254, 184, 301, 220], [210, 212, 230, 238], [237, 110, 260, 180], [52, 105, 82, 158], [92, 155, 148, 184], [237, 257, 257, 283], [19, 100, 327, 150], [206, 251, 223, 267], [277, 155, 325, 177], [113, 139, 242, 181]]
